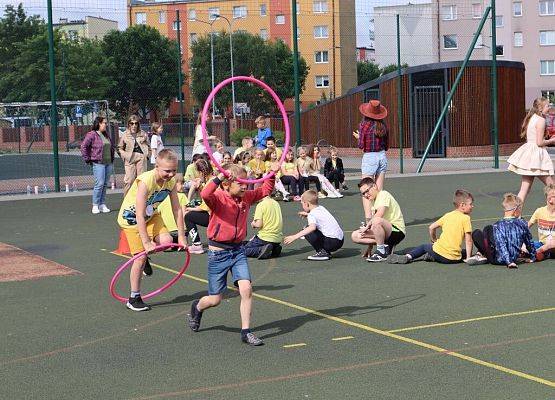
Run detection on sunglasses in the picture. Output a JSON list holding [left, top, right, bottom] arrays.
[[129, 122, 139, 126], [360, 188, 370, 197]]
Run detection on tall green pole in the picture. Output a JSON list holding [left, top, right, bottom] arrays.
[[396, 14, 404, 174], [176, 10, 185, 173], [491, 0, 499, 168], [47, 0, 60, 192], [291, 0, 302, 147]]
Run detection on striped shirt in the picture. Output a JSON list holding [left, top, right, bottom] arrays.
[[493, 218, 536, 265]]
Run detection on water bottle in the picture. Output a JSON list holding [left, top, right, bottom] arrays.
[[26, 185, 31, 195]]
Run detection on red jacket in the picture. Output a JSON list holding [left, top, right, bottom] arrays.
[[201, 176, 275, 244]]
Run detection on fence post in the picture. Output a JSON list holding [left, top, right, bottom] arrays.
[[491, 0, 499, 168], [47, 0, 60, 191], [175, 10, 186, 173], [396, 14, 404, 174], [292, 0, 302, 147]]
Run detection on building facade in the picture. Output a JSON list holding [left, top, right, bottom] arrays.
[[128, 0, 357, 114], [54, 16, 118, 40]]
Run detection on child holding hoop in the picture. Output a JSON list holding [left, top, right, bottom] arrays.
[[117, 149, 187, 311], [188, 162, 280, 346]]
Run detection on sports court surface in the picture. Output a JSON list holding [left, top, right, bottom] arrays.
[[1, 171, 553, 399]]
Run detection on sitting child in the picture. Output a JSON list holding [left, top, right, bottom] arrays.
[[296, 146, 322, 197], [244, 196, 283, 259], [212, 140, 225, 165], [158, 173, 188, 244], [186, 158, 213, 204], [388, 189, 474, 264], [324, 147, 348, 191], [280, 149, 302, 200], [306, 145, 343, 198], [265, 148, 290, 201], [284, 190, 344, 261], [528, 184, 555, 260], [471, 193, 535, 268], [222, 151, 233, 165], [247, 149, 267, 180], [233, 137, 254, 159]]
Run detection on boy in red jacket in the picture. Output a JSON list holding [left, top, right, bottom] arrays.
[[188, 163, 279, 346]]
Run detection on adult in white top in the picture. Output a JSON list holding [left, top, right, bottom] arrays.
[[192, 112, 217, 157]]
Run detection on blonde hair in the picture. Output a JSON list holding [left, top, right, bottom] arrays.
[[127, 114, 140, 126], [151, 121, 162, 134], [544, 183, 555, 196], [223, 163, 246, 177], [521, 97, 549, 138], [255, 115, 269, 128], [453, 189, 473, 207], [329, 146, 338, 155], [241, 136, 253, 146], [301, 190, 319, 205], [502, 193, 522, 211], [156, 148, 178, 162]]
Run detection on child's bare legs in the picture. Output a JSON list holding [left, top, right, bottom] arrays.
[[516, 176, 534, 203], [237, 280, 253, 329], [129, 232, 173, 292], [197, 293, 223, 311], [537, 238, 555, 253], [538, 175, 553, 186]]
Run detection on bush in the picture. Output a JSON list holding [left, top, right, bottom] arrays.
[[230, 128, 285, 146]]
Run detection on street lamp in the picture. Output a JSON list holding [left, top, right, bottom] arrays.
[[197, 18, 216, 114], [213, 14, 236, 118]]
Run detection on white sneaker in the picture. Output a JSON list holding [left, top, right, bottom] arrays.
[[91, 205, 100, 214], [99, 204, 111, 213]]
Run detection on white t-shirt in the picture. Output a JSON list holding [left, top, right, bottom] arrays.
[[150, 134, 164, 164], [213, 151, 223, 164], [307, 205, 344, 240], [192, 125, 207, 156]]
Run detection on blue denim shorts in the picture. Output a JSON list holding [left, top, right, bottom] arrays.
[[361, 151, 388, 176], [207, 247, 251, 295]]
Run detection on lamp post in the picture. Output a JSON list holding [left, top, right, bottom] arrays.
[[197, 19, 216, 113], [214, 14, 236, 118]]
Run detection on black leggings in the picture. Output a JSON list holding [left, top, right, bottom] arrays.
[[472, 225, 497, 264], [185, 210, 209, 244], [280, 175, 301, 196], [325, 170, 345, 189], [300, 175, 321, 192], [305, 230, 343, 253]]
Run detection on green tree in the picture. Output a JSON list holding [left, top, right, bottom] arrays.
[[380, 63, 409, 76], [357, 61, 381, 85], [190, 31, 308, 115], [102, 25, 180, 117]]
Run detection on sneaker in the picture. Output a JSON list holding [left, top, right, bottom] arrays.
[[283, 195, 290, 202], [342, 184, 349, 191], [318, 192, 327, 199], [387, 253, 410, 264], [307, 250, 331, 261], [241, 332, 264, 346], [258, 243, 274, 260], [187, 299, 203, 332], [99, 204, 111, 213], [143, 257, 153, 276], [465, 255, 488, 266], [367, 250, 388, 262], [188, 243, 205, 254], [126, 296, 151, 311], [293, 195, 302, 202], [91, 205, 100, 214]]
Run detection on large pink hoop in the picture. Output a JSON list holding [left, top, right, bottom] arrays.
[[201, 76, 290, 184], [109, 243, 190, 303]]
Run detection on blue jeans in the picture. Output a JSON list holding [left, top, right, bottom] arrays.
[[243, 235, 282, 258], [207, 247, 251, 295], [408, 243, 463, 264], [92, 163, 113, 206]]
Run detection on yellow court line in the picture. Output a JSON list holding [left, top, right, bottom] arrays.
[[105, 250, 555, 388], [283, 343, 307, 349], [388, 307, 555, 333], [332, 336, 355, 341]]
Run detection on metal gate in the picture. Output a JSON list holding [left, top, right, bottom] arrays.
[[412, 85, 446, 158]]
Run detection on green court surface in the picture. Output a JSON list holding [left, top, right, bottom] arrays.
[[1, 171, 554, 399]]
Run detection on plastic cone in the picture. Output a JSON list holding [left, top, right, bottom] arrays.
[[114, 230, 131, 255]]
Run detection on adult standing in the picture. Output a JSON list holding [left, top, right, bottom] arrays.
[[80, 116, 115, 214], [192, 112, 217, 157], [118, 115, 149, 195], [507, 97, 555, 203], [352, 100, 389, 220]]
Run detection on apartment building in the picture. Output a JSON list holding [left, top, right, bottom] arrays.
[[54, 16, 118, 40], [128, 0, 357, 114]]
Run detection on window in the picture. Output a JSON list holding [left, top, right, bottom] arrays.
[[541, 60, 555, 75], [259, 28, 268, 40], [441, 5, 457, 20], [443, 34, 458, 49], [542, 90, 555, 103], [315, 50, 329, 63], [275, 14, 285, 24], [189, 33, 197, 45], [313, 1, 328, 13], [315, 75, 330, 88], [495, 15, 504, 27], [540, 31, 555, 45], [135, 12, 146, 25], [233, 6, 247, 19], [314, 25, 329, 38], [260, 4, 267, 16], [514, 32, 523, 47], [513, 2, 522, 17], [474, 34, 483, 48], [539, 1, 555, 15], [172, 21, 181, 31], [158, 11, 166, 24], [496, 45, 504, 56], [208, 7, 220, 20], [188, 9, 196, 21], [472, 3, 482, 18]]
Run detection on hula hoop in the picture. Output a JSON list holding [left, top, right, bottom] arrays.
[[201, 76, 290, 184], [109, 243, 190, 303]]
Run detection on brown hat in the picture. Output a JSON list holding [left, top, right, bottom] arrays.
[[359, 100, 388, 120]]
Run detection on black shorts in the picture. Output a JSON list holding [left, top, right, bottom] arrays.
[[386, 229, 405, 247]]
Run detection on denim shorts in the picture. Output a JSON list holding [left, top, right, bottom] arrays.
[[207, 247, 251, 295], [361, 151, 388, 176]]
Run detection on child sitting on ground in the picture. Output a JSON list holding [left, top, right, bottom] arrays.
[[528, 184, 555, 260], [233, 137, 254, 159], [471, 193, 535, 268], [324, 147, 348, 191], [186, 158, 213, 205], [284, 190, 344, 261], [306, 145, 343, 198], [388, 189, 474, 264], [247, 148, 267, 181], [265, 148, 290, 201], [188, 162, 280, 346], [280, 149, 302, 200], [212, 140, 225, 165], [296, 146, 322, 197], [244, 195, 283, 259]]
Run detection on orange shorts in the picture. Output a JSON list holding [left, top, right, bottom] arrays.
[[123, 214, 169, 255]]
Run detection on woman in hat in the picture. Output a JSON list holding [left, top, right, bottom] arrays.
[[353, 100, 389, 219]]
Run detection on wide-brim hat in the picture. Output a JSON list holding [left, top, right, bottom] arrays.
[[359, 100, 388, 120]]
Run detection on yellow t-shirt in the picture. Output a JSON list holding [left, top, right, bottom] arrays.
[[283, 161, 296, 174], [265, 161, 281, 178], [247, 159, 266, 176], [264, 147, 282, 159], [184, 163, 200, 182], [158, 192, 188, 232], [253, 197, 283, 243], [529, 206, 555, 243], [372, 190, 406, 234], [432, 210, 472, 260], [117, 170, 176, 228]]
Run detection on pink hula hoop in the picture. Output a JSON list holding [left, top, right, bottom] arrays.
[[109, 243, 190, 303], [201, 76, 290, 184]]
